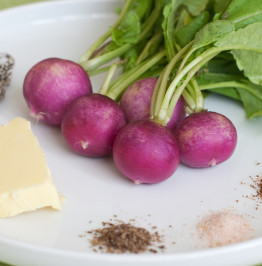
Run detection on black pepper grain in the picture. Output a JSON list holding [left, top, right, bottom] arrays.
[[88, 221, 165, 254]]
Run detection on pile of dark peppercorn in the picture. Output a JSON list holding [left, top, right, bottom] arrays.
[[88, 222, 165, 254]]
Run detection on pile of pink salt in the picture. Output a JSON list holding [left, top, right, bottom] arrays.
[[196, 211, 254, 248]]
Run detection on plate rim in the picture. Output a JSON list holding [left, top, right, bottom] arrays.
[[0, 0, 262, 265]]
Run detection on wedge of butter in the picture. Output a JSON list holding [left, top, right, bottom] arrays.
[[0, 117, 63, 218]]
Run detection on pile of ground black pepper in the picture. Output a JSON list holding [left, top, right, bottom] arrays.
[[84, 220, 165, 254]]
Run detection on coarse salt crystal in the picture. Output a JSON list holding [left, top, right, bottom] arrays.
[[196, 211, 253, 248]]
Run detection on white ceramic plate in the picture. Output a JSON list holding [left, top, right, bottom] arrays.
[[0, 1, 262, 265]]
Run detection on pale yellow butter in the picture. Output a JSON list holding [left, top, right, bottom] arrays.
[[0, 117, 62, 218]]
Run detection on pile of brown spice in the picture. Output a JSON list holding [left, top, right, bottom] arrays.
[[241, 170, 262, 210], [86, 221, 165, 254]]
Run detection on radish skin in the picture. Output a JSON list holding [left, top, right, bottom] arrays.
[[175, 111, 237, 168], [23, 57, 92, 126], [61, 93, 126, 157], [120, 77, 185, 131], [113, 120, 180, 184], [120, 78, 158, 122], [166, 96, 186, 132]]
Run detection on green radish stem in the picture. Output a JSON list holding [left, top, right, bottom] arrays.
[[99, 62, 120, 95], [151, 41, 193, 118], [182, 88, 196, 112], [199, 81, 262, 100], [156, 47, 221, 124], [136, 31, 163, 65], [107, 50, 166, 100], [162, 45, 262, 123], [165, 53, 218, 123], [185, 81, 196, 101], [80, 0, 163, 74], [79, 0, 132, 63], [137, 0, 163, 41], [191, 78, 204, 112], [107, 63, 144, 91], [150, 69, 165, 118], [80, 44, 132, 73], [177, 47, 197, 74], [106, 53, 161, 96], [88, 66, 112, 76]]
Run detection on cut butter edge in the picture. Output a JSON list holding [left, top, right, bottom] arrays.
[[0, 117, 63, 218]]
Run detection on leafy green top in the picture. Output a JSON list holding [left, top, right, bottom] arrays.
[[79, 0, 262, 121]]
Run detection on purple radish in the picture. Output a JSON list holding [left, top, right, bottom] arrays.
[[120, 77, 185, 131], [175, 111, 237, 168], [113, 120, 180, 184], [23, 57, 92, 126], [166, 96, 186, 131], [61, 93, 126, 157], [120, 77, 158, 122]]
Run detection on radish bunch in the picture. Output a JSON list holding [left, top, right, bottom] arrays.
[[23, 55, 237, 184], [23, 0, 244, 185]]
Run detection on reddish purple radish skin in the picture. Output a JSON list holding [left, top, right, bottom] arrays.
[[113, 120, 180, 184], [61, 94, 126, 157], [167, 96, 186, 132], [23, 57, 92, 126], [120, 77, 185, 131], [175, 111, 237, 168], [121, 77, 158, 122]]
